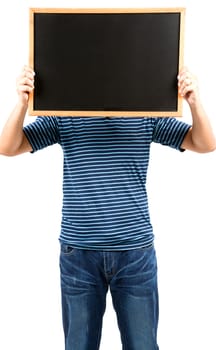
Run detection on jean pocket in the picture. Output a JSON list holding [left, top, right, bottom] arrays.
[[60, 243, 75, 256]]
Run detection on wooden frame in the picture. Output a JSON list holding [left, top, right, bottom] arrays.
[[29, 8, 185, 117]]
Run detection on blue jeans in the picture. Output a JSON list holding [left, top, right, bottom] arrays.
[[60, 244, 159, 350]]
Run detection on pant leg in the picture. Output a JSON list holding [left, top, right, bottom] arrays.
[[110, 245, 159, 350], [59, 244, 108, 350]]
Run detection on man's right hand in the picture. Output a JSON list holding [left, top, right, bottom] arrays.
[[16, 66, 35, 105]]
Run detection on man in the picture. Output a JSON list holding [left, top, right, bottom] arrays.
[[0, 66, 215, 350]]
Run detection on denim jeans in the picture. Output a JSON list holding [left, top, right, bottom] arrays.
[[60, 244, 159, 350]]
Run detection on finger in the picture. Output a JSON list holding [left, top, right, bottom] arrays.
[[17, 73, 34, 86], [22, 66, 35, 80], [178, 73, 195, 91], [18, 84, 34, 93], [16, 77, 34, 93], [17, 77, 33, 90], [178, 71, 193, 83], [178, 78, 192, 91], [178, 80, 195, 97]]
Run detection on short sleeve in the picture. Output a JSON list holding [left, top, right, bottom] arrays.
[[152, 117, 191, 151], [23, 116, 60, 153]]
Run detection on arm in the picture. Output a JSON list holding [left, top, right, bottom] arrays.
[[0, 66, 35, 156], [178, 67, 216, 153]]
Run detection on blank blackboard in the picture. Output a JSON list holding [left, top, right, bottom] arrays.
[[29, 8, 185, 117]]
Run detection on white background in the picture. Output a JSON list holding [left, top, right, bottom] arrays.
[[0, 1, 216, 349]]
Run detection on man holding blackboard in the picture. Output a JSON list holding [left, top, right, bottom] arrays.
[[0, 66, 215, 350]]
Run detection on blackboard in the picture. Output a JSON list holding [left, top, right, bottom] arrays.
[[29, 8, 185, 117]]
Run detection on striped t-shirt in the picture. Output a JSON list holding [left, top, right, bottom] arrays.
[[23, 117, 190, 250]]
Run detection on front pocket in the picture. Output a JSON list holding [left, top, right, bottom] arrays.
[[60, 243, 75, 255]]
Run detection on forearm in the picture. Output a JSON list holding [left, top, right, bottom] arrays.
[[189, 100, 216, 153], [0, 101, 28, 156], [0, 66, 34, 156], [178, 67, 216, 153]]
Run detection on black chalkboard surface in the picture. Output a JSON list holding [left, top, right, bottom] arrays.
[[29, 8, 185, 117]]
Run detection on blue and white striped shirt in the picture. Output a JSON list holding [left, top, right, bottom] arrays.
[[24, 117, 190, 250]]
